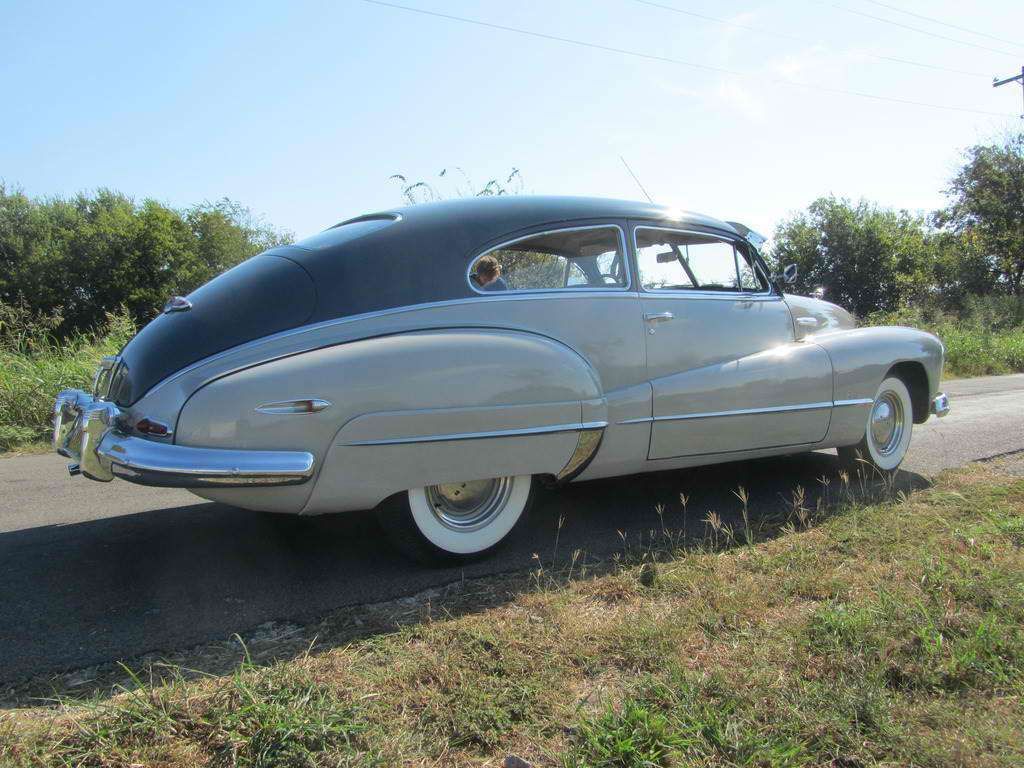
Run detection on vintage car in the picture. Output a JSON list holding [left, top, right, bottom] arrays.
[[53, 196, 949, 562]]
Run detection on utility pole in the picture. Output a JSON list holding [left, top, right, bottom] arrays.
[[993, 66, 1024, 118]]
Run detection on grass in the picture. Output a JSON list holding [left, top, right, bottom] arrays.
[[3, 459, 1023, 767], [0, 303, 134, 452]]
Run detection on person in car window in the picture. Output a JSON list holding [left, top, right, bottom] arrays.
[[472, 255, 508, 291]]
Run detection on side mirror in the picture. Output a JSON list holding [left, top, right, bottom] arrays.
[[772, 263, 798, 290]]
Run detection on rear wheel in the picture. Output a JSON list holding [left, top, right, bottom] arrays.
[[377, 475, 534, 565], [838, 376, 914, 474]]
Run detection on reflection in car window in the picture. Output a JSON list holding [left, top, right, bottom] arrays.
[[635, 229, 765, 292], [469, 226, 626, 292], [737, 246, 765, 291]]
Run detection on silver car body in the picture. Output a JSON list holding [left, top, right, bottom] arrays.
[[52, 197, 948, 514]]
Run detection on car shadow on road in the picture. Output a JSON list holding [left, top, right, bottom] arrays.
[[0, 451, 929, 706]]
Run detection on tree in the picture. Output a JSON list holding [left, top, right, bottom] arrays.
[[769, 197, 934, 318], [0, 184, 292, 336], [936, 132, 1024, 295]]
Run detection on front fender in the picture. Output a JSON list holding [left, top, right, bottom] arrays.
[[812, 325, 944, 446], [175, 328, 606, 513]]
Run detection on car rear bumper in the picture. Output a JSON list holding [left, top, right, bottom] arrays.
[[931, 392, 950, 418], [53, 389, 315, 488]]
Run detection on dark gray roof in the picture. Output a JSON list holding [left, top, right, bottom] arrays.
[[283, 195, 741, 324], [117, 196, 742, 404], [367, 195, 737, 237]]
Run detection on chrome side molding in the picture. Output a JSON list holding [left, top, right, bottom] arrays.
[[255, 399, 332, 415], [342, 420, 608, 447]]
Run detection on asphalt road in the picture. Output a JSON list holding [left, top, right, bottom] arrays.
[[1, 374, 1022, 684]]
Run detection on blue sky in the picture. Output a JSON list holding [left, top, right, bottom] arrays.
[[2, 0, 1022, 240]]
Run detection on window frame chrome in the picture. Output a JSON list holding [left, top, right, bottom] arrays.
[[631, 225, 775, 300], [465, 223, 632, 296]]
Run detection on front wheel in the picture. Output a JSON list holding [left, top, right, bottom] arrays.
[[377, 475, 535, 565], [837, 376, 914, 474]]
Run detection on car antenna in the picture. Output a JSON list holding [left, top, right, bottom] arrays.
[[619, 155, 654, 203]]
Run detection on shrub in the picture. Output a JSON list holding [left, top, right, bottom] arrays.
[[0, 302, 135, 451]]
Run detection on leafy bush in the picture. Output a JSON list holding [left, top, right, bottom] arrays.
[[0, 185, 291, 337], [0, 302, 135, 451], [868, 295, 1024, 377]]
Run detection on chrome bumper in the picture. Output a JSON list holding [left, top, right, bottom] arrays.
[[52, 389, 315, 488], [931, 392, 950, 418]]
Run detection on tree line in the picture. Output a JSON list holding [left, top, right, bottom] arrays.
[[1, 132, 1020, 340], [768, 132, 1023, 318], [0, 186, 292, 336]]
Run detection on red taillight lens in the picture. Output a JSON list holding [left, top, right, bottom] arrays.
[[135, 417, 170, 436]]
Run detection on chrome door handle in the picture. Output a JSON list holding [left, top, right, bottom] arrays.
[[644, 311, 674, 323]]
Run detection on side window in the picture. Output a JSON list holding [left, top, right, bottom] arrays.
[[468, 226, 626, 292], [636, 228, 752, 292], [737, 245, 768, 291]]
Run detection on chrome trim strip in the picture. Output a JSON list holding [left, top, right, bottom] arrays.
[[466, 224, 632, 294], [255, 399, 332, 415], [617, 401, 834, 425], [343, 420, 609, 447], [833, 398, 874, 407], [618, 415, 656, 425], [632, 225, 774, 297]]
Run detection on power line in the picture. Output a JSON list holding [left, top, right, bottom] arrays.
[[633, 0, 989, 78], [860, 0, 1024, 50], [993, 66, 1024, 119], [359, 0, 1014, 118], [814, 1, 1020, 59]]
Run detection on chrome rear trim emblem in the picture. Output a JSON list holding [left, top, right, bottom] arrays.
[[163, 296, 192, 313], [255, 399, 332, 415]]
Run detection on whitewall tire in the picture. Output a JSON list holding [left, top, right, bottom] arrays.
[[838, 376, 914, 473], [377, 475, 534, 564]]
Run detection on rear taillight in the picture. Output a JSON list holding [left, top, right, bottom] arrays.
[[135, 417, 171, 437]]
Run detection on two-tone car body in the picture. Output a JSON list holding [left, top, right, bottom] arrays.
[[53, 196, 948, 562]]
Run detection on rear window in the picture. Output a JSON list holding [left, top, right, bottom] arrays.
[[468, 226, 628, 293], [295, 216, 397, 251]]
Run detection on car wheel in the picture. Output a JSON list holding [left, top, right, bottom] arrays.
[[377, 475, 535, 565], [837, 375, 914, 474]]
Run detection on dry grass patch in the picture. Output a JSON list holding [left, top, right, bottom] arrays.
[[4, 459, 1024, 766]]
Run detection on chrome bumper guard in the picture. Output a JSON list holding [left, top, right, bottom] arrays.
[[931, 392, 950, 418], [52, 389, 315, 488]]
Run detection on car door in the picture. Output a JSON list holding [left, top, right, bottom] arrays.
[[632, 224, 833, 460]]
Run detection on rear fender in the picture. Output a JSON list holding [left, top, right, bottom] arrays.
[[175, 328, 606, 513]]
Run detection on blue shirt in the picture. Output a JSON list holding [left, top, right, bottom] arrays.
[[480, 276, 508, 292]]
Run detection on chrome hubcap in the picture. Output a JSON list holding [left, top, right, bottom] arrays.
[[870, 392, 904, 456], [425, 477, 514, 531]]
